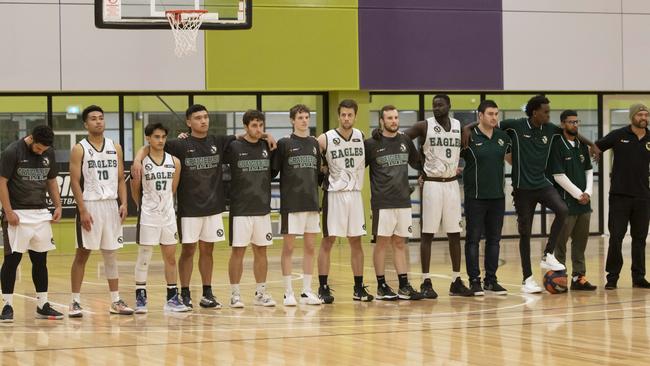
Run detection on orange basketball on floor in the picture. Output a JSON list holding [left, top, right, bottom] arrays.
[[544, 270, 568, 294]]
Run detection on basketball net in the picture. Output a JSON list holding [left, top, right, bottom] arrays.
[[166, 10, 208, 57]]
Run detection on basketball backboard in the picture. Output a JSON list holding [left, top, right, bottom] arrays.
[[95, 0, 252, 29]]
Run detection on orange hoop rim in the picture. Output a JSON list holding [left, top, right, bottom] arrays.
[[165, 9, 209, 22]]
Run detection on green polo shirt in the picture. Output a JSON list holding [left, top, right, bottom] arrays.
[[461, 127, 511, 199], [499, 118, 562, 190], [548, 135, 593, 215]]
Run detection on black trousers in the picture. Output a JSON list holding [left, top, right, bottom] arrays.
[[513, 186, 569, 280], [606, 194, 650, 283], [464, 198, 505, 284]]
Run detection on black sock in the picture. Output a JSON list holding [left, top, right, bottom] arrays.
[[398, 273, 408, 288], [181, 287, 191, 297], [319, 275, 328, 287], [202, 285, 212, 296], [354, 276, 363, 288], [167, 284, 177, 301], [376, 275, 386, 287]]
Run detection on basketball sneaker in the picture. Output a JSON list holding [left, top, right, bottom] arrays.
[[633, 278, 650, 289], [469, 280, 485, 296], [254, 292, 277, 307], [398, 284, 424, 300], [180, 290, 193, 309], [68, 301, 83, 318], [230, 294, 244, 308], [300, 291, 322, 305], [605, 280, 617, 290], [164, 294, 190, 312], [283, 293, 297, 307], [540, 253, 566, 271], [318, 285, 335, 304], [36, 303, 64, 320], [571, 276, 597, 291], [135, 289, 147, 314], [484, 281, 508, 295], [521, 276, 543, 294], [353, 285, 374, 302], [420, 279, 438, 299], [376, 283, 398, 301], [0, 304, 13, 323], [110, 299, 134, 315], [200, 291, 222, 309], [449, 278, 474, 297]]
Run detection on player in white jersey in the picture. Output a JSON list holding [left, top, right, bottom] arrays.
[[69, 105, 134, 317], [404, 95, 472, 298], [316, 99, 373, 303], [130, 123, 188, 313]]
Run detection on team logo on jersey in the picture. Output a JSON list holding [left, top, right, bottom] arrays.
[[579, 154, 585, 163], [262, 149, 268, 158], [265, 233, 273, 241], [333, 138, 341, 145], [400, 143, 407, 152], [50, 237, 55, 245], [145, 163, 153, 171], [217, 229, 224, 237], [362, 224, 366, 231], [646, 142, 650, 151], [434, 126, 442, 133], [541, 136, 548, 144], [408, 226, 412, 233], [210, 145, 217, 154], [88, 149, 94, 157], [117, 236, 124, 244], [174, 232, 178, 240], [498, 138, 504, 146], [42, 156, 49, 167]]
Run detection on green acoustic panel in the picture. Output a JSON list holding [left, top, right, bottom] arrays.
[[206, 1, 359, 91]]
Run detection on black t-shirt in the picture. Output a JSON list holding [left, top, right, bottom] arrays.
[[0, 139, 57, 210], [271, 134, 320, 213], [596, 125, 650, 199], [364, 134, 421, 210], [164, 135, 235, 217], [224, 139, 274, 216]]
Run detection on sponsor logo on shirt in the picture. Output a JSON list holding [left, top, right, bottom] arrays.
[[434, 126, 442, 133], [42, 157, 50, 167], [620, 139, 629, 143], [210, 145, 217, 154], [452, 129, 460, 133], [262, 149, 268, 158], [106, 150, 117, 154], [333, 137, 341, 145], [579, 154, 585, 163], [352, 138, 361, 142], [523, 134, 531, 138], [164, 164, 175, 168], [145, 163, 153, 171], [290, 147, 301, 152], [376, 148, 386, 153], [400, 143, 407, 152]]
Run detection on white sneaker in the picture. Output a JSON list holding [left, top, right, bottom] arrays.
[[230, 294, 245, 308], [283, 293, 297, 307], [521, 276, 543, 294], [540, 253, 566, 271], [254, 292, 277, 307], [299, 291, 322, 305]]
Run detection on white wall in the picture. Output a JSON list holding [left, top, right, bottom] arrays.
[[0, 1, 205, 91]]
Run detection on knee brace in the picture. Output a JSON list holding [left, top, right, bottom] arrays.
[[135, 246, 153, 283]]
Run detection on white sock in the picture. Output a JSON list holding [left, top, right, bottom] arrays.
[[110, 291, 120, 303], [72, 293, 81, 303], [36, 292, 48, 308], [303, 274, 312, 294], [283, 276, 293, 295], [3, 294, 13, 306], [231, 284, 240, 296], [135, 283, 146, 290], [256, 283, 266, 295], [422, 273, 431, 282], [451, 272, 461, 281], [572, 276, 579, 282]]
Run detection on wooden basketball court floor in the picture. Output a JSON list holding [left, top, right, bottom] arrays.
[[1, 236, 648, 366]]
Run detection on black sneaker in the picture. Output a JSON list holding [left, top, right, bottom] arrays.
[[181, 292, 194, 309], [571, 276, 597, 291], [420, 279, 438, 299], [376, 283, 398, 301], [199, 290, 222, 309], [353, 285, 374, 302], [36, 303, 64, 320], [633, 278, 650, 289], [484, 281, 508, 295], [605, 280, 618, 290], [469, 280, 484, 296], [318, 285, 335, 304], [449, 278, 474, 297], [398, 284, 424, 300], [0, 304, 13, 323]]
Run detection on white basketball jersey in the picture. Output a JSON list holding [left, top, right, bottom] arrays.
[[140, 153, 176, 225], [422, 117, 461, 178], [80, 138, 119, 201], [325, 128, 365, 191]]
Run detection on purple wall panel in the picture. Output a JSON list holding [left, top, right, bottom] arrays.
[[359, 2, 503, 90]]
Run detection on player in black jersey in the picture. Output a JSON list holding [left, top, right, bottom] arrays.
[[365, 106, 423, 301], [0, 126, 63, 322], [271, 104, 323, 306]]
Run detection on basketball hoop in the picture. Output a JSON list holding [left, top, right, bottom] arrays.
[[165, 10, 208, 57]]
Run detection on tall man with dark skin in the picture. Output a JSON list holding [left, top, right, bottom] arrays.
[[596, 103, 650, 289]]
